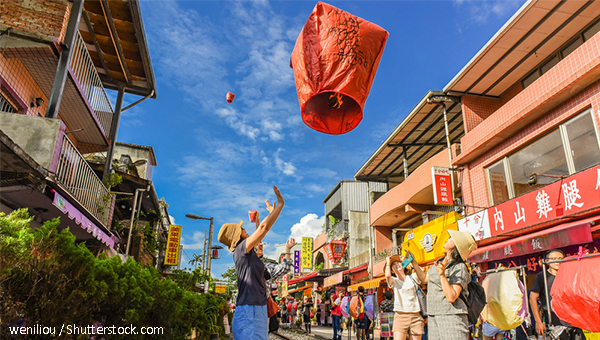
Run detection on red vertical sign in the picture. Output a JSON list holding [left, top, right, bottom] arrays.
[[432, 166, 453, 205]]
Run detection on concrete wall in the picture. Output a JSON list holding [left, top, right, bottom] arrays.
[[348, 211, 370, 268], [0, 112, 63, 171], [113, 144, 153, 180]]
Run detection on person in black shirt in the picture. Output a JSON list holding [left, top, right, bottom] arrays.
[[530, 249, 583, 340], [302, 296, 313, 333]]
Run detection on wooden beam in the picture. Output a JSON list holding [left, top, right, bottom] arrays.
[[405, 204, 430, 214], [99, 0, 131, 84], [82, 10, 112, 82]]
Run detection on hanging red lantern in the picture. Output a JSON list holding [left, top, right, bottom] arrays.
[[290, 2, 388, 134], [226, 92, 235, 103]]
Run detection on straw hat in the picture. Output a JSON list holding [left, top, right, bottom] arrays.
[[218, 220, 244, 251], [448, 229, 477, 261]]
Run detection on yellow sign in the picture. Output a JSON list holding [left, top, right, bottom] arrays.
[[164, 225, 182, 266], [215, 285, 227, 294], [302, 237, 313, 269], [401, 212, 461, 265]]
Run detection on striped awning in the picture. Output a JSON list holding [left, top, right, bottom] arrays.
[[288, 284, 312, 295]]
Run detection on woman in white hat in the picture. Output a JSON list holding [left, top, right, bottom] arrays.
[[218, 186, 285, 340], [406, 230, 477, 340]]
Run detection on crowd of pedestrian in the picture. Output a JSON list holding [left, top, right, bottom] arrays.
[[218, 187, 587, 340]]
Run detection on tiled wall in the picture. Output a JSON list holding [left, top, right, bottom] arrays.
[[0, 54, 48, 117], [461, 80, 600, 210]]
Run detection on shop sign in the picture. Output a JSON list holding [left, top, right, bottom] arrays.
[[324, 272, 343, 287], [324, 240, 347, 263], [402, 211, 461, 265], [432, 166, 453, 205], [469, 222, 593, 263], [294, 250, 301, 278], [458, 209, 491, 241], [488, 239, 600, 274], [164, 225, 182, 266], [281, 274, 288, 297], [487, 165, 600, 237], [215, 285, 227, 294], [302, 237, 313, 269]]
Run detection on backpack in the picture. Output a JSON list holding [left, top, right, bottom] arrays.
[[459, 280, 487, 325]]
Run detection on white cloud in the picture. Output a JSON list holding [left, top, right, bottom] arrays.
[[181, 231, 205, 250], [453, 0, 524, 25], [274, 148, 297, 177], [289, 213, 325, 241]]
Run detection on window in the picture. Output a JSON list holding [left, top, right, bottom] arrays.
[[1, 92, 18, 113], [522, 70, 540, 89], [486, 159, 510, 205], [540, 55, 559, 74], [509, 129, 568, 197], [485, 109, 600, 203], [583, 19, 600, 41], [563, 111, 600, 172], [561, 37, 583, 59]]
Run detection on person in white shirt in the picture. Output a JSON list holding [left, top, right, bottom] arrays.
[[385, 256, 424, 340]]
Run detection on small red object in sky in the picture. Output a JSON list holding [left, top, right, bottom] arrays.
[[226, 92, 235, 103]]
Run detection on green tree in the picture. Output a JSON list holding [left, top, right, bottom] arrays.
[[0, 209, 229, 340]]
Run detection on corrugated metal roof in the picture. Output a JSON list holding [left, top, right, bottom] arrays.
[[354, 91, 464, 183]]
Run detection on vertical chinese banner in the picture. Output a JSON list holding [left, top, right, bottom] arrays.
[[302, 237, 313, 269], [282, 274, 288, 297], [164, 225, 182, 266], [432, 166, 453, 205], [294, 250, 301, 278]]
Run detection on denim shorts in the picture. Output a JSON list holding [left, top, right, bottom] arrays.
[[232, 304, 268, 340], [482, 321, 506, 337]]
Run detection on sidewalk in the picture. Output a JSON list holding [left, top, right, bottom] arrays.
[[284, 324, 380, 340]]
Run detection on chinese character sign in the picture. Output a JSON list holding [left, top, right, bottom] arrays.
[[294, 250, 301, 278], [282, 274, 288, 297], [487, 164, 600, 237], [164, 225, 182, 266], [457, 210, 491, 241], [432, 166, 453, 205], [302, 237, 313, 269]]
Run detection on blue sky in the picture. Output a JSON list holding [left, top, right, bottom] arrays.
[[114, 0, 525, 277]]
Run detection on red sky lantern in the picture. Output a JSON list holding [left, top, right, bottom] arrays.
[[226, 92, 235, 103], [290, 2, 388, 135]]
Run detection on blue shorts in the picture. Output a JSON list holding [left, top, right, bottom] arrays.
[[482, 322, 506, 337], [232, 304, 268, 340]]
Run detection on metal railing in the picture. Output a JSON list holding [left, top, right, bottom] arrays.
[[55, 135, 112, 226], [70, 31, 114, 136]]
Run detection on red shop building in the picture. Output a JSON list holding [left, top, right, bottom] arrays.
[[446, 0, 600, 279]]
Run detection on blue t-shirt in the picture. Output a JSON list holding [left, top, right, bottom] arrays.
[[234, 239, 267, 306]]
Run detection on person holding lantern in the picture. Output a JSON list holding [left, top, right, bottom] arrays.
[[218, 186, 285, 340]]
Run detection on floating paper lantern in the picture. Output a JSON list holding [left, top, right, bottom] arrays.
[[226, 92, 235, 103], [290, 2, 388, 134]]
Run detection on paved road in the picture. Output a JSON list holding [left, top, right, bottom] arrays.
[[280, 324, 379, 340]]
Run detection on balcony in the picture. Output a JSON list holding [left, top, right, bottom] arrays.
[[0, 112, 113, 227], [1, 32, 114, 154], [370, 147, 450, 227]]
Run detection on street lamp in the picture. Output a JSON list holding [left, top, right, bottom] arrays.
[[186, 213, 214, 292]]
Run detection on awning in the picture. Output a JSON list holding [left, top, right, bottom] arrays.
[[348, 277, 386, 292], [288, 271, 318, 285], [324, 271, 344, 288], [52, 191, 116, 248], [468, 216, 597, 263], [288, 284, 312, 295], [343, 263, 368, 275]]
